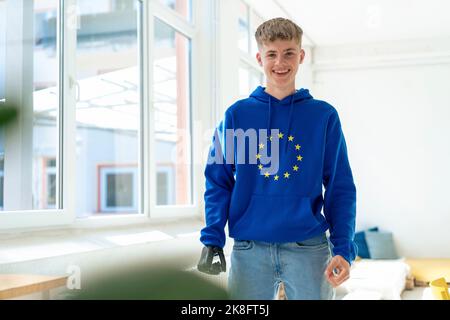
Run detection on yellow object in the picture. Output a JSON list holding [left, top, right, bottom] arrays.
[[405, 259, 450, 282], [429, 277, 450, 300]]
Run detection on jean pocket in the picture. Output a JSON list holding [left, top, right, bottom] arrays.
[[295, 233, 329, 250], [233, 239, 253, 250]]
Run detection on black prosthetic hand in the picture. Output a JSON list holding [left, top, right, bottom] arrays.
[[197, 246, 226, 275]]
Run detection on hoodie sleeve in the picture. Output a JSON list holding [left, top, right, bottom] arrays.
[[200, 110, 236, 248], [322, 109, 358, 265]]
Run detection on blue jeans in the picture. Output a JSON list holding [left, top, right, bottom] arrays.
[[228, 233, 335, 300]]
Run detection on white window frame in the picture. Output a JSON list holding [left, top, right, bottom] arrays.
[[147, 0, 199, 218], [0, 0, 76, 230], [0, 0, 208, 231], [238, 0, 264, 92]]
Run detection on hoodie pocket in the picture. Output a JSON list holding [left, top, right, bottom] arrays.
[[236, 194, 321, 236]]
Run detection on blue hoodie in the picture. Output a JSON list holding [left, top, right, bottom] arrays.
[[200, 86, 358, 264]]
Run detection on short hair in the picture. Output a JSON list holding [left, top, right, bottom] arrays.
[[255, 17, 303, 49]]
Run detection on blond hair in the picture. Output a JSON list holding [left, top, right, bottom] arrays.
[[255, 17, 303, 48]]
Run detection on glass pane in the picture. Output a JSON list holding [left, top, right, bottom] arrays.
[[250, 10, 264, 56], [158, 0, 192, 22], [0, 0, 5, 103], [238, 0, 249, 53], [0, 155, 3, 209], [238, 67, 250, 99], [239, 63, 264, 99], [0, 0, 5, 210], [154, 18, 192, 206], [1, 0, 59, 211], [75, 0, 141, 217], [106, 173, 133, 207]]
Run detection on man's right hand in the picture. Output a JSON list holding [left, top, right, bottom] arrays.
[[197, 246, 226, 275]]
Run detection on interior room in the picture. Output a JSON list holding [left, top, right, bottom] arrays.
[[0, 0, 449, 300]]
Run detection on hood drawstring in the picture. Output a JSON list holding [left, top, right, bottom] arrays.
[[267, 96, 272, 139], [285, 93, 295, 152], [266, 91, 296, 153]]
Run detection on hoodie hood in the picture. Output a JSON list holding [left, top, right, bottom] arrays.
[[250, 86, 313, 151], [249, 85, 313, 104]]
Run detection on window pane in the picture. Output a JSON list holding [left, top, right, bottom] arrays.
[[158, 0, 192, 22], [154, 18, 192, 206], [1, 0, 60, 211], [250, 10, 264, 57], [75, 0, 141, 217], [238, 1, 249, 53], [0, 0, 5, 210], [106, 173, 133, 207], [0, 154, 3, 209], [0, 0, 5, 102], [239, 63, 264, 99]]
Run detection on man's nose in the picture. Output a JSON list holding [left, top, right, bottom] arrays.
[[274, 55, 285, 65]]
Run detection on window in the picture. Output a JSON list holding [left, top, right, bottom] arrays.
[[44, 158, 56, 208], [239, 62, 264, 99], [75, 0, 141, 218], [237, 2, 265, 99], [153, 18, 192, 206], [1, 0, 60, 211], [250, 10, 264, 57], [98, 165, 138, 213], [0, 0, 5, 103], [0, 155, 4, 210], [238, 1, 250, 53], [156, 165, 175, 205], [158, 0, 192, 22]]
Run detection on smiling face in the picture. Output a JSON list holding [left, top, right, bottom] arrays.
[[256, 39, 305, 93]]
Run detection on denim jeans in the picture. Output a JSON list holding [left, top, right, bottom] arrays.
[[228, 233, 335, 300]]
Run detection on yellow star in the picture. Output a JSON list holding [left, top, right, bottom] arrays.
[[297, 155, 303, 161], [278, 132, 284, 139], [274, 175, 279, 181], [288, 135, 294, 141], [259, 143, 265, 149], [256, 153, 262, 159], [295, 144, 301, 150], [258, 164, 263, 170], [264, 172, 270, 178], [293, 165, 299, 171], [284, 172, 290, 179]]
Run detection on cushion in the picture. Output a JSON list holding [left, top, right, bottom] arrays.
[[354, 227, 379, 259], [339, 258, 411, 300], [342, 289, 383, 300], [365, 231, 399, 259]]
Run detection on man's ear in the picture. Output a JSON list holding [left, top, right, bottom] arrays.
[[256, 52, 263, 66], [299, 49, 305, 65]]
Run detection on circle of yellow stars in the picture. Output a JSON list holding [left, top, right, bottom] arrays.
[[255, 132, 303, 181]]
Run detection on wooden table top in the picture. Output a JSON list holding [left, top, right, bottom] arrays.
[[0, 274, 68, 299]]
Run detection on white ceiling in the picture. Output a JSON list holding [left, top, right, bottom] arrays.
[[250, 0, 450, 46]]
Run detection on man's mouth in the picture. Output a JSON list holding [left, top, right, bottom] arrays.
[[273, 69, 290, 76]]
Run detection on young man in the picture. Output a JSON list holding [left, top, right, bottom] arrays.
[[197, 17, 357, 300]]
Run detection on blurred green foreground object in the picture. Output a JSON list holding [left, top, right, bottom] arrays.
[[0, 103, 18, 126], [66, 262, 229, 300]]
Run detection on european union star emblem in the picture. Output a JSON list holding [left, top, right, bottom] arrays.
[[258, 130, 303, 182]]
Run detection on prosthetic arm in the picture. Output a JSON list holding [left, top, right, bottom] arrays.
[[197, 246, 226, 275]]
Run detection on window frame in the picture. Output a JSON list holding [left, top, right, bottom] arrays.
[[0, 0, 76, 230], [0, 0, 204, 231], [238, 0, 265, 94]]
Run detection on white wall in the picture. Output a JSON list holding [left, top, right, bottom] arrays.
[[312, 37, 450, 258]]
